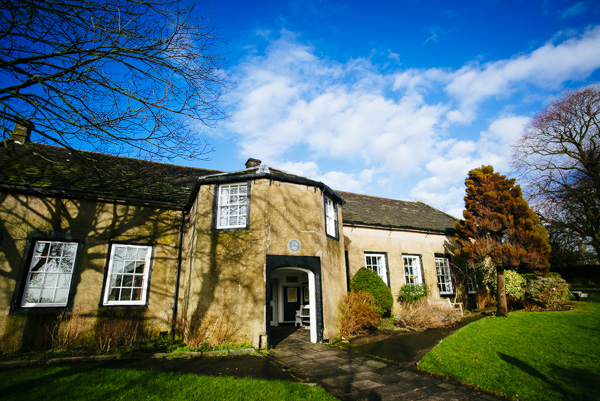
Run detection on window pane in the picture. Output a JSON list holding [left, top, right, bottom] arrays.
[[44, 273, 58, 288], [122, 275, 134, 287], [30, 256, 45, 272], [63, 243, 77, 258], [108, 288, 120, 301], [134, 261, 146, 274], [121, 288, 132, 301], [28, 272, 44, 288], [59, 258, 74, 273], [131, 288, 142, 301], [137, 247, 148, 260], [110, 274, 122, 288], [114, 245, 125, 259], [45, 258, 60, 272], [123, 261, 136, 274], [49, 243, 63, 257], [35, 242, 49, 256], [58, 274, 72, 289], [133, 275, 144, 287], [55, 289, 69, 304], [24, 288, 41, 303], [40, 288, 55, 303], [125, 247, 136, 260]]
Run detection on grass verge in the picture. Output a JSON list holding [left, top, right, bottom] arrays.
[[418, 296, 600, 400], [0, 364, 336, 401]]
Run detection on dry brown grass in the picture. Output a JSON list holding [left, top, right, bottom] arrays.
[[339, 291, 381, 338], [45, 309, 90, 349], [94, 318, 139, 352], [177, 308, 241, 348], [395, 300, 462, 332], [475, 291, 496, 310]]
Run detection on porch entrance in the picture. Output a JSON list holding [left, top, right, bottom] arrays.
[[265, 255, 323, 349]]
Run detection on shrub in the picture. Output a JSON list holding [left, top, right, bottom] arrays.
[[398, 283, 429, 303], [490, 269, 526, 300], [475, 291, 496, 310], [395, 300, 462, 332], [524, 276, 571, 310], [350, 268, 393, 316], [339, 291, 381, 338]]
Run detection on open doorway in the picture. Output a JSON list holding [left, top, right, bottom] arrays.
[[265, 255, 323, 348]]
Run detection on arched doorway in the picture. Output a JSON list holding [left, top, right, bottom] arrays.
[[265, 255, 323, 349]]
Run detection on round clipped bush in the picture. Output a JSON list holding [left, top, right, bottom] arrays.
[[350, 267, 393, 316], [398, 283, 429, 303]]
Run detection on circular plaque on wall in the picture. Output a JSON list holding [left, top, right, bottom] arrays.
[[288, 238, 301, 253]]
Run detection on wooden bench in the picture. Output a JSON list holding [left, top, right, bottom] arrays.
[[428, 298, 464, 315], [572, 291, 589, 301]]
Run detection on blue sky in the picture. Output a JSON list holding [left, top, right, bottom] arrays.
[[187, 0, 600, 217]]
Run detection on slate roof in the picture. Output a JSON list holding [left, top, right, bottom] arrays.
[[337, 191, 458, 234], [0, 141, 457, 230], [0, 141, 220, 206]]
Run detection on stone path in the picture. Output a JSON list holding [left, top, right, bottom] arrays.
[[269, 328, 504, 401]]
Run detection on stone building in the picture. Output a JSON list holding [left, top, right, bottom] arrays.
[[0, 134, 459, 351]]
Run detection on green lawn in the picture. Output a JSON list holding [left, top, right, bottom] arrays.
[[418, 296, 600, 400], [0, 365, 336, 401]]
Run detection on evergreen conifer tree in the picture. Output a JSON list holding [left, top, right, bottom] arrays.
[[455, 166, 551, 316]]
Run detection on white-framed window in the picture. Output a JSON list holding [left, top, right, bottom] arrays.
[[21, 240, 78, 307], [364, 253, 388, 285], [435, 256, 454, 295], [325, 196, 338, 239], [103, 244, 152, 306], [402, 255, 423, 285], [466, 269, 477, 294], [216, 183, 249, 229]]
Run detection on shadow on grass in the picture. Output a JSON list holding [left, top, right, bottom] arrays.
[[498, 353, 599, 400]]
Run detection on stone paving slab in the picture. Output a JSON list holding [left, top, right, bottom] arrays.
[[270, 328, 505, 401]]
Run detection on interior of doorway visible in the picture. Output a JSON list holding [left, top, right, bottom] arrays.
[[269, 267, 316, 343]]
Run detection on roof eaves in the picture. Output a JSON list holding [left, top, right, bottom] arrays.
[[0, 183, 186, 209], [342, 220, 456, 235], [185, 171, 346, 211]]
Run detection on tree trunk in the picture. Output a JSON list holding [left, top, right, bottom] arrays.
[[496, 266, 508, 317]]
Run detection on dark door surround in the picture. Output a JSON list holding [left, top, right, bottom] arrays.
[[265, 255, 324, 349]]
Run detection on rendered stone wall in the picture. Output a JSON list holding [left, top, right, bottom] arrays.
[[344, 226, 456, 311], [0, 192, 181, 351]]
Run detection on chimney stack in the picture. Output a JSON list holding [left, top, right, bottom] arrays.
[[11, 121, 33, 143], [245, 158, 262, 168]]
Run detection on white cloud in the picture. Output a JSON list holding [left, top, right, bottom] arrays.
[[445, 26, 600, 121], [217, 26, 600, 218], [410, 115, 530, 217]]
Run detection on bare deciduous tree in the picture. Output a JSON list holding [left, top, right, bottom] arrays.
[[513, 86, 600, 259], [1, 0, 228, 159]]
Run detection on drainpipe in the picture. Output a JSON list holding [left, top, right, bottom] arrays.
[[171, 209, 186, 341]]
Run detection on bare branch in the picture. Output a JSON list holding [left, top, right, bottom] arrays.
[[512, 85, 600, 259], [0, 0, 229, 160]]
